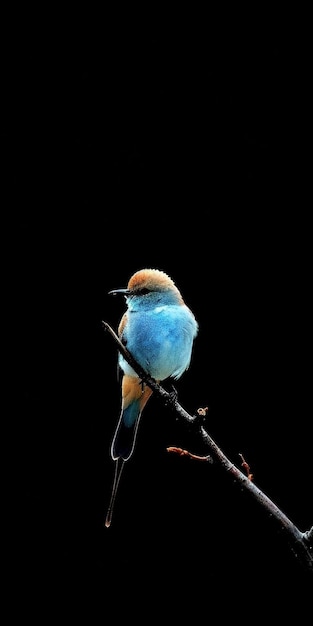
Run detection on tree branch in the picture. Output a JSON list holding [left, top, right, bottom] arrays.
[[102, 320, 313, 575]]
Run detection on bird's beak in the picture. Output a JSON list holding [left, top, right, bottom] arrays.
[[108, 288, 131, 296]]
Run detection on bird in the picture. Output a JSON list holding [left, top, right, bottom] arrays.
[[104, 268, 198, 527]]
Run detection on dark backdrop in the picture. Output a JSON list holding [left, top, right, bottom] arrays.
[[7, 27, 312, 617]]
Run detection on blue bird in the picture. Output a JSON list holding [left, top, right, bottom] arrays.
[[105, 268, 198, 527]]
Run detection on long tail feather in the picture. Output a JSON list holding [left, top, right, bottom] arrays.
[[111, 403, 142, 460], [104, 457, 125, 528], [105, 377, 153, 527]]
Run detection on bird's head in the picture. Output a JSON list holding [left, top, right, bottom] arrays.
[[109, 269, 183, 304]]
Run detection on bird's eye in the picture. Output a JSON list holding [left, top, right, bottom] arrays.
[[137, 287, 151, 295]]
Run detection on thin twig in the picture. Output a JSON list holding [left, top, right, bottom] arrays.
[[239, 453, 254, 481], [102, 320, 313, 575], [167, 446, 213, 462]]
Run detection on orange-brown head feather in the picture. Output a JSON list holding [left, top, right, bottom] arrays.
[[127, 269, 184, 303]]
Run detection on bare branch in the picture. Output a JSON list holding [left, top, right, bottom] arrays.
[[102, 320, 313, 575], [303, 527, 313, 546]]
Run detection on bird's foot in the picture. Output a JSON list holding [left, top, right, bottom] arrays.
[[139, 377, 156, 392]]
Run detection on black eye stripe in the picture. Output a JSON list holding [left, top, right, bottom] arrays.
[[136, 287, 151, 295]]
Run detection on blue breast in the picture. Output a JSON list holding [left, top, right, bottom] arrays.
[[120, 305, 198, 381]]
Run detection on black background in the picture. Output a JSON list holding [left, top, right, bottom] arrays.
[[6, 21, 312, 618]]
